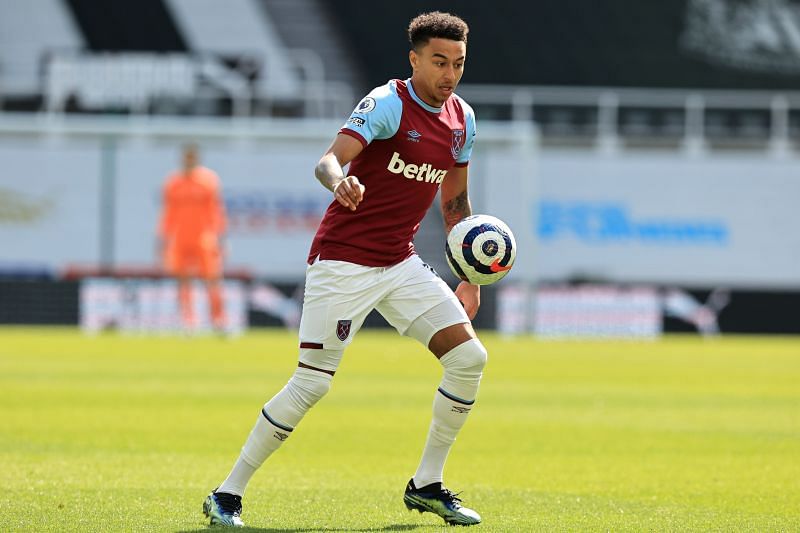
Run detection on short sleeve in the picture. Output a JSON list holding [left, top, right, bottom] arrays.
[[455, 100, 477, 166], [339, 81, 403, 146]]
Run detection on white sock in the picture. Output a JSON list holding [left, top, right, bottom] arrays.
[[218, 367, 332, 496], [413, 339, 487, 488], [217, 412, 287, 496]]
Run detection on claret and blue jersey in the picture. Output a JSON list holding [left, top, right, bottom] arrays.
[[308, 78, 477, 267]]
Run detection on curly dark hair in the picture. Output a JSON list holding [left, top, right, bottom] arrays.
[[407, 11, 469, 50]]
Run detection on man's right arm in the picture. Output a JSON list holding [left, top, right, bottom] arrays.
[[315, 133, 366, 211], [316, 82, 401, 211], [156, 181, 172, 266]]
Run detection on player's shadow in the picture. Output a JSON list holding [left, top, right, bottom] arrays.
[[177, 524, 423, 532]]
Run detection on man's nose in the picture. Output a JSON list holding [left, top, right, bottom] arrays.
[[443, 65, 455, 80]]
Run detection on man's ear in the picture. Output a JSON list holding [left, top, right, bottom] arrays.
[[409, 49, 418, 71]]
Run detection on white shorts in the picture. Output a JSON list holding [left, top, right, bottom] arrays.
[[298, 255, 469, 350]]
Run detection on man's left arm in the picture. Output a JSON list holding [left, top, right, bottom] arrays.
[[441, 165, 471, 232], [208, 174, 227, 259], [441, 165, 480, 319], [213, 180, 226, 237], [157, 181, 174, 267]]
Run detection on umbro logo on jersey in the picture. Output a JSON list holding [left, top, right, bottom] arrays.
[[406, 130, 422, 142], [386, 152, 447, 183]]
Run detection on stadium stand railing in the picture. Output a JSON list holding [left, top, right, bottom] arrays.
[[6, 59, 800, 154], [34, 50, 354, 119], [456, 84, 800, 154]]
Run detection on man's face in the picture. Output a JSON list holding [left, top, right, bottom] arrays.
[[182, 147, 199, 171], [409, 38, 466, 107]]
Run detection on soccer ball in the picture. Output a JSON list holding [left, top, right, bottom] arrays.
[[445, 214, 516, 285]]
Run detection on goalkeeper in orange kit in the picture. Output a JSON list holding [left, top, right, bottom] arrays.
[[158, 144, 227, 332]]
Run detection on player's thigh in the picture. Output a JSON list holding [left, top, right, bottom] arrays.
[[198, 247, 222, 279], [375, 255, 470, 346], [298, 260, 386, 351], [409, 302, 476, 355], [165, 245, 184, 275], [168, 245, 202, 277]]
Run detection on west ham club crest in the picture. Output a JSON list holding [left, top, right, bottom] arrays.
[[336, 320, 352, 341], [451, 129, 465, 159]]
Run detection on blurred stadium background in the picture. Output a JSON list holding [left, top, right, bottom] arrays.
[[1, 0, 800, 336]]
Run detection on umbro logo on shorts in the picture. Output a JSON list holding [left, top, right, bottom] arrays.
[[421, 261, 440, 278], [336, 320, 352, 341]]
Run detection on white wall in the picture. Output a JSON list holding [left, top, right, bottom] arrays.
[[530, 151, 800, 288], [2, 116, 799, 288]]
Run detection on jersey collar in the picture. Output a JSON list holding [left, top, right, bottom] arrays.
[[406, 79, 443, 114]]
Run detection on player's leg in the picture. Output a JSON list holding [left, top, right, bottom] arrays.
[[200, 246, 226, 331], [177, 276, 195, 329], [213, 260, 380, 494], [404, 312, 485, 525], [205, 357, 339, 527], [206, 260, 387, 526], [166, 246, 196, 330], [409, 320, 485, 484], [207, 278, 225, 330], [215, 353, 339, 494], [376, 256, 484, 525]]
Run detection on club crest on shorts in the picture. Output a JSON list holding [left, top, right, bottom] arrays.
[[451, 129, 465, 159], [336, 320, 352, 341]]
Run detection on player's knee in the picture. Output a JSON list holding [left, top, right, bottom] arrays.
[[262, 367, 332, 430], [442, 338, 487, 376], [289, 367, 332, 408]]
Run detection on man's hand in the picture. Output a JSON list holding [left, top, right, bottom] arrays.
[[334, 176, 365, 211], [455, 281, 480, 320]]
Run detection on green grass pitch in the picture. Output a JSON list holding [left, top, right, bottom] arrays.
[[0, 327, 798, 531]]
